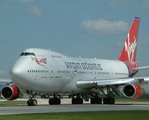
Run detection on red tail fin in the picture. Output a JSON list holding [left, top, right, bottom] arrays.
[[118, 17, 140, 75], [118, 17, 140, 62]]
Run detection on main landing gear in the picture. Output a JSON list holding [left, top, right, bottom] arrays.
[[103, 97, 115, 104], [90, 97, 102, 104], [90, 86, 116, 105], [72, 95, 83, 104], [90, 97, 115, 104], [49, 94, 61, 105], [99, 87, 116, 105], [26, 86, 115, 106]]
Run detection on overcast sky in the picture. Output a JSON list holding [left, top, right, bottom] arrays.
[[1, 0, 149, 91]]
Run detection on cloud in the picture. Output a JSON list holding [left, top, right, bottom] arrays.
[[107, 0, 120, 8], [80, 19, 129, 35], [0, 70, 8, 76], [28, 6, 43, 16], [141, 0, 149, 9], [0, 36, 9, 41], [3, 5, 8, 10], [116, 42, 123, 47]]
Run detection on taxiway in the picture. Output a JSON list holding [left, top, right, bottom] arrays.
[[0, 98, 149, 115], [0, 104, 149, 115]]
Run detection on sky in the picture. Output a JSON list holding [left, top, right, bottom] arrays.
[[1, 0, 149, 91]]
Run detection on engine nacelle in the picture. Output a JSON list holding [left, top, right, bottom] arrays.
[[123, 84, 142, 99], [1, 85, 20, 100]]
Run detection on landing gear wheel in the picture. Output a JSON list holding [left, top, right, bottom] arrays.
[[72, 97, 83, 104], [49, 98, 61, 105], [108, 97, 115, 104], [91, 98, 102, 104], [32, 99, 37, 106], [103, 98, 108, 104], [27, 99, 38, 106], [96, 98, 102, 104], [72, 98, 77, 104], [78, 98, 83, 104], [27, 99, 32, 106], [91, 98, 96, 104], [103, 97, 115, 104]]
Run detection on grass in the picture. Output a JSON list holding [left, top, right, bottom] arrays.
[[0, 111, 149, 120], [115, 94, 149, 102], [0, 100, 26, 106]]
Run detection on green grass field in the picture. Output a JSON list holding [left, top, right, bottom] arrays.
[[115, 94, 149, 102], [0, 100, 26, 106], [0, 111, 149, 120]]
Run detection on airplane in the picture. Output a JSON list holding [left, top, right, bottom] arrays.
[[1, 17, 149, 106]]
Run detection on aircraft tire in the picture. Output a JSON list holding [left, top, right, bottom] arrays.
[[91, 98, 102, 104], [103, 97, 115, 104], [72, 98, 77, 104], [72, 98, 83, 104], [32, 99, 37, 106], [91, 98, 96, 104], [78, 98, 83, 104], [27, 99, 32, 106], [27, 99, 37, 106], [49, 98, 61, 105], [108, 98, 115, 104], [96, 98, 102, 104], [103, 98, 108, 104]]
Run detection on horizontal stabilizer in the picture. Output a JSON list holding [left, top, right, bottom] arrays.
[[133, 66, 149, 71]]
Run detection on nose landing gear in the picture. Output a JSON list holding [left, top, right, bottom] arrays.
[[26, 90, 38, 106], [27, 98, 37, 106]]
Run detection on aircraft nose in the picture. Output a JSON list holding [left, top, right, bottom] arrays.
[[10, 66, 22, 82]]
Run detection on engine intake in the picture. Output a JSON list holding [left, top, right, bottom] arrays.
[[123, 84, 142, 99], [1, 85, 20, 100]]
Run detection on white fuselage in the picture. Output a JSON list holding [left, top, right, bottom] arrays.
[[10, 48, 129, 94]]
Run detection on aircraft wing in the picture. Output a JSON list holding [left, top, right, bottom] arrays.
[[0, 79, 12, 85], [76, 77, 149, 89]]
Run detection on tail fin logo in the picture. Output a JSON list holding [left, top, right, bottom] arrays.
[[125, 33, 137, 61]]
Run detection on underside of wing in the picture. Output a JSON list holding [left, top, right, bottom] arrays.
[[76, 77, 149, 89], [76, 77, 149, 99]]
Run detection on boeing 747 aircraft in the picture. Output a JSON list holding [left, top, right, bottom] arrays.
[[1, 17, 149, 106]]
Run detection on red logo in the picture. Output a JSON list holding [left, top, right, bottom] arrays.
[[31, 57, 47, 68]]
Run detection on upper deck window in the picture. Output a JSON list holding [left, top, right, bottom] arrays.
[[20, 52, 35, 56]]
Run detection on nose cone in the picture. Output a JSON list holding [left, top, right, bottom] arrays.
[[10, 66, 22, 83]]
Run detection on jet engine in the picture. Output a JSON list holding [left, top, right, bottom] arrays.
[[1, 85, 20, 100], [123, 84, 142, 99]]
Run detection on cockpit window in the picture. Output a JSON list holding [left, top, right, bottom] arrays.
[[20, 52, 35, 56]]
